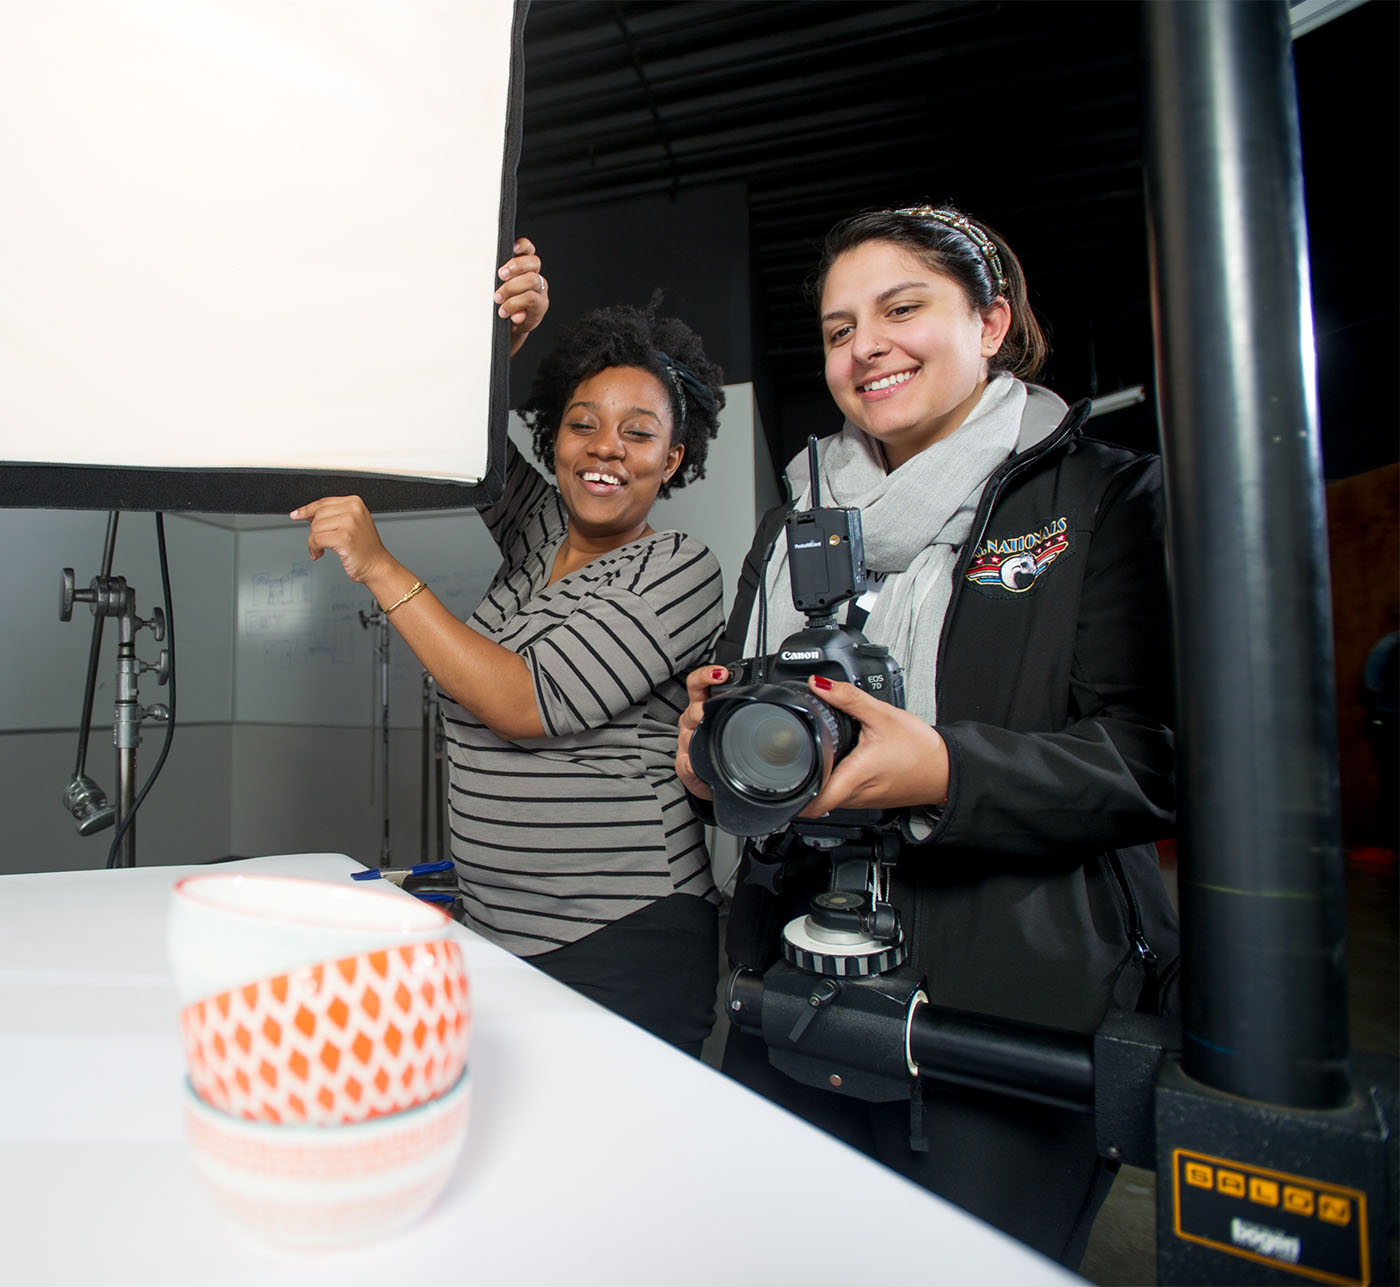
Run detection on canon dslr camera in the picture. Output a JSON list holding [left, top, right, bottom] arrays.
[[689, 443, 904, 837]]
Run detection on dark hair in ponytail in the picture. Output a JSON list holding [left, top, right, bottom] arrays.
[[809, 204, 1049, 381]]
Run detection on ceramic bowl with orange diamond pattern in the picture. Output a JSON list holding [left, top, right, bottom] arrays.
[[178, 937, 471, 1125], [168, 871, 454, 1006], [182, 1066, 471, 1252]]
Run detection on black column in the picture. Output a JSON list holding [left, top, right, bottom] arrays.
[[1144, 0, 1350, 1109]]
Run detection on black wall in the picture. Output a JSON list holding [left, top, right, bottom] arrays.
[[509, 182, 753, 409], [508, 3, 1395, 485]]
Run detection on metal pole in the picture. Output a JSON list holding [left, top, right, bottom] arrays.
[[74, 511, 119, 781], [421, 670, 431, 863], [379, 616, 391, 868], [113, 589, 139, 868], [434, 701, 446, 863], [1144, 0, 1350, 1109]]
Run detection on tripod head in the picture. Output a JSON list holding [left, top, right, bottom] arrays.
[[776, 814, 906, 978]]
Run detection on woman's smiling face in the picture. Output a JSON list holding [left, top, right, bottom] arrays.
[[552, 365, 683, 550], [820, 239, 1010, 469]]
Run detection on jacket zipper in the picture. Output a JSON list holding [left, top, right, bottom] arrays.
[[1106, 849, 1162, 1010]]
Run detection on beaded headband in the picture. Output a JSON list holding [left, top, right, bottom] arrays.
[[891, 204, 1009, 297]]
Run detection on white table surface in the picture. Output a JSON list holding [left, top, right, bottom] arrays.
[[0, 853, 1082, 1286]]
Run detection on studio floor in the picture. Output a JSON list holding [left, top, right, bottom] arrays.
[[702, 847, 1400, 1286]]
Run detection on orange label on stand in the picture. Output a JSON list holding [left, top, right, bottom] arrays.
[[1171, 1148, 1368, 1286]]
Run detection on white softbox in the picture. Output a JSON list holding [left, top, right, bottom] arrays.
[[0, 0, 526, 512]]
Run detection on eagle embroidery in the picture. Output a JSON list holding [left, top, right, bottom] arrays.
[[965, 515, 1074, 595]]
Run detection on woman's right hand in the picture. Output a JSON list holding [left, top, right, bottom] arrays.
[[290, 496, 392, 586], [798, 676, 950, 818], [675, 664, 729, 800], [495, 236, 548, 356]]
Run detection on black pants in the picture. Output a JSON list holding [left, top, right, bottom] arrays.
[[722, 1027, 1117, 1268], [529, 894, 719, 1058]]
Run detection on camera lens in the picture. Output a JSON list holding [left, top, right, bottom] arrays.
[[689, 681, 853, 835], [716, 703, 817, 800]]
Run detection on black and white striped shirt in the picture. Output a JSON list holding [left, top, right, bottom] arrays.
[[441, 443, 724, 956]]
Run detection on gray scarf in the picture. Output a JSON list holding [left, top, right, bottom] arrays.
[[747, 375, 1044, 723]]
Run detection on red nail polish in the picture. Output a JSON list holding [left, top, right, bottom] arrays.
[[813, 674, 834, 691], [710, 668, 725, 681]]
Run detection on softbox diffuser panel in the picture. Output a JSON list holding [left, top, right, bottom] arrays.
[[0, 0, 525, 512]]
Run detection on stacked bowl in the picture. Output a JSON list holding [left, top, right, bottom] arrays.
[[167, 872, 472, 1253]]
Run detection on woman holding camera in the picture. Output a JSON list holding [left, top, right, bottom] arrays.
[[296, 246, 728, 1056], [675, 204, 1179, 1265]]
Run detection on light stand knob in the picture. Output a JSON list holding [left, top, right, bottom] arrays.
[[60, 568, 77, 621], [144, 650, 172, 685], [63, 773, 115, 836]]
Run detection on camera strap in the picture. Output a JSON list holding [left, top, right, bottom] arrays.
[[725, 833, 801, 971], [909, 1076, 930, 1152], [844, 570, 888, 632]]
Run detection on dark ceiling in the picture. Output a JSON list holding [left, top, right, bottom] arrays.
[[514, 0, 1396, 478]]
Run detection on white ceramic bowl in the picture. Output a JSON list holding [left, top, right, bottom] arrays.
[[168, 872, 453, 1005], [182, 1067, 471, 1253]]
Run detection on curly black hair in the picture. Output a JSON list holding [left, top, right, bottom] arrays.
[[517, 297, 725, 499]]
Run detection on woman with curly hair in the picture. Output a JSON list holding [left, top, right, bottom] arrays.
[[295, 245, 727, 1053]]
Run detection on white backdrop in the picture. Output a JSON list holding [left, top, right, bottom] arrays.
[[0, 0, 515, 484]]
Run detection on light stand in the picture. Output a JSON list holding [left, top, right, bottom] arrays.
[[434, 685, 446, 863], [420, 670, 445, 863], [59, 555, 170, 868], [62, 511, 120, 838], [359, 603, 392, 869]]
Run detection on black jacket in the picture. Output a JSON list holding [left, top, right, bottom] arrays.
[[722, 399, 1180, 1034]]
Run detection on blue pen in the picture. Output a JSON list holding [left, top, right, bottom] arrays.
[[352, 860, 453, 885]]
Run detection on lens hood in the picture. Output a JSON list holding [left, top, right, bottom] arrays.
[[690, 682, 848, 836]]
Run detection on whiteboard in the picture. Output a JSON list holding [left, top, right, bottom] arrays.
[[234, 511, 501, 727]]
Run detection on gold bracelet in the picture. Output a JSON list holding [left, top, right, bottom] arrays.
[[382, 579, 425, 615]]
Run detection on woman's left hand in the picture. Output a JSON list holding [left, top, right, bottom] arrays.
[[495, 236, 549, 356], [799, 676, 950, 818]]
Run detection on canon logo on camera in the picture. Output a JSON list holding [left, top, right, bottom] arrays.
[[779, 649, 823, 662]]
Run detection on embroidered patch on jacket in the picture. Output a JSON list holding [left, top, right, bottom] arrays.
[[964, 513, 1075, 597]]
